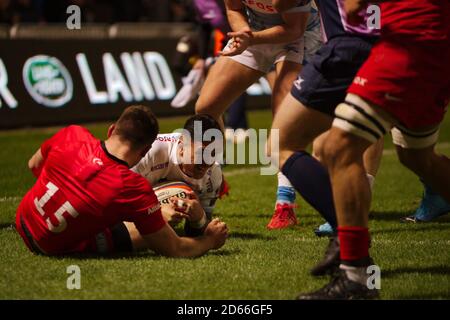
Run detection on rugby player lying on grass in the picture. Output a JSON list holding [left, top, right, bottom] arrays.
[[17, 105, 228, 256], [132, 114, 229, 237]]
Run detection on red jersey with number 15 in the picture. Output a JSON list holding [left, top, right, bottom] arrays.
[[16, 125, 165, 254]]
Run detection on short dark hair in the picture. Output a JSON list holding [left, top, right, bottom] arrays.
[[183, 114, 221, 142], [114, 105, 159, 149]]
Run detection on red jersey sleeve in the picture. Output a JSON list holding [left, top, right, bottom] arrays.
[[40, 127, 67, 160], [41, 125, 93, 159], [33, 126, 70, 178], [117, 172, 166, 235], [34, 125, 97, 178]]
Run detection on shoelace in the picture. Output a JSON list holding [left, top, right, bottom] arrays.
[[277, 204, 297, 220]]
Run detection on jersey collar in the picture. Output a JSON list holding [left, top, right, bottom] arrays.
[[101, 141, 130, 167]]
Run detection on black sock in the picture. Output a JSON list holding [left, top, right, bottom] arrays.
[[281, 151, 337, 228]]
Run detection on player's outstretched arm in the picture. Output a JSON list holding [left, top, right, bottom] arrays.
[[142, 218, 228, 258]]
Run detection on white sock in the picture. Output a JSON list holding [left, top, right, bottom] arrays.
[[278, 172, 293, 188], [276, 172, 296, 204]]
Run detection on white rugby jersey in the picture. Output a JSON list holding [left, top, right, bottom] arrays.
[[243, 0, 311, 31], [132, 133, 223, 215]]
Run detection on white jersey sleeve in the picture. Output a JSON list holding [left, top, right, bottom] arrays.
[[131, 134, 175, 185], [244, 0, 311, 31], [197, 164, 223, 217]]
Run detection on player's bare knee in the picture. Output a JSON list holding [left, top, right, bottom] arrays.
[[279, 150, 294, 170], [312, 138, 325, 162], [322, 130, 360, 170], [322, 136, 346, 168]]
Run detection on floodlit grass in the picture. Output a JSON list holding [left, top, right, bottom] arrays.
[[0, 110, 449, 299]]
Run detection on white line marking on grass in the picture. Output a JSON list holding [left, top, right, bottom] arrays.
[[383, 142, 450, 156], [373, 239, 450, 245], [224, 167, 261, 177], [290, 237, 450, 246], [0, 196, 20, 202]]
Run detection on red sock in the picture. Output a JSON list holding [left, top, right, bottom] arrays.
[[338, 226, 370, 263]]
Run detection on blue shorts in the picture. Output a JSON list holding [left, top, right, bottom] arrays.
[[291, 36, 377, 116]]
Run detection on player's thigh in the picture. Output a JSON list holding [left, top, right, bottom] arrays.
[[272, 60, 302, 114], [265, 69, 276, 90], [195, 57, 263, 120], [363, 137, 384, 176], [393, 125, 441, 174], [270, 93, 333, 167], [69, 222, 134, 254]]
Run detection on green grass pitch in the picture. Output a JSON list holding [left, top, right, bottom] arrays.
[[0, 110, 449, 299]]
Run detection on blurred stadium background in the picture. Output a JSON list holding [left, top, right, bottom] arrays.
[[0, 0, 271, 129]]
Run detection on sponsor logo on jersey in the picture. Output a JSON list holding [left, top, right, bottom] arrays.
[[148, 203, 161, 214], [23, 55, 73, 108], [92, 157, 104, 166], [384, 93, 403, 102], [244, 0, 275, 12], [157, 136, 179, 142], [294, 77, 304, 90], [353, 76, 368, 86], [151, 162, 169, 171]]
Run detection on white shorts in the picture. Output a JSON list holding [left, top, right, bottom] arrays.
[[224, 38, 304, 74], [304, 25, 323, 63]]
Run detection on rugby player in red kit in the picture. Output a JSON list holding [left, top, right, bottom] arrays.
[[297, 0, 450, 299], [16, 105, 228, 256]]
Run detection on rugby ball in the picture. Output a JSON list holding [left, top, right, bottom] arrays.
[[153, 181, 196, 205]]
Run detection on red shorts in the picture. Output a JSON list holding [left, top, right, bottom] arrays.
[[348, 39, 450, 129]]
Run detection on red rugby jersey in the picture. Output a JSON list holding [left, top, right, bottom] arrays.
[[17, 125, 165, 254], [381, 0, 450, 41]]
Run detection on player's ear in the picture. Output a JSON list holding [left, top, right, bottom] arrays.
[[107, 124, 115, 138], [178, 141, 184, 157]]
